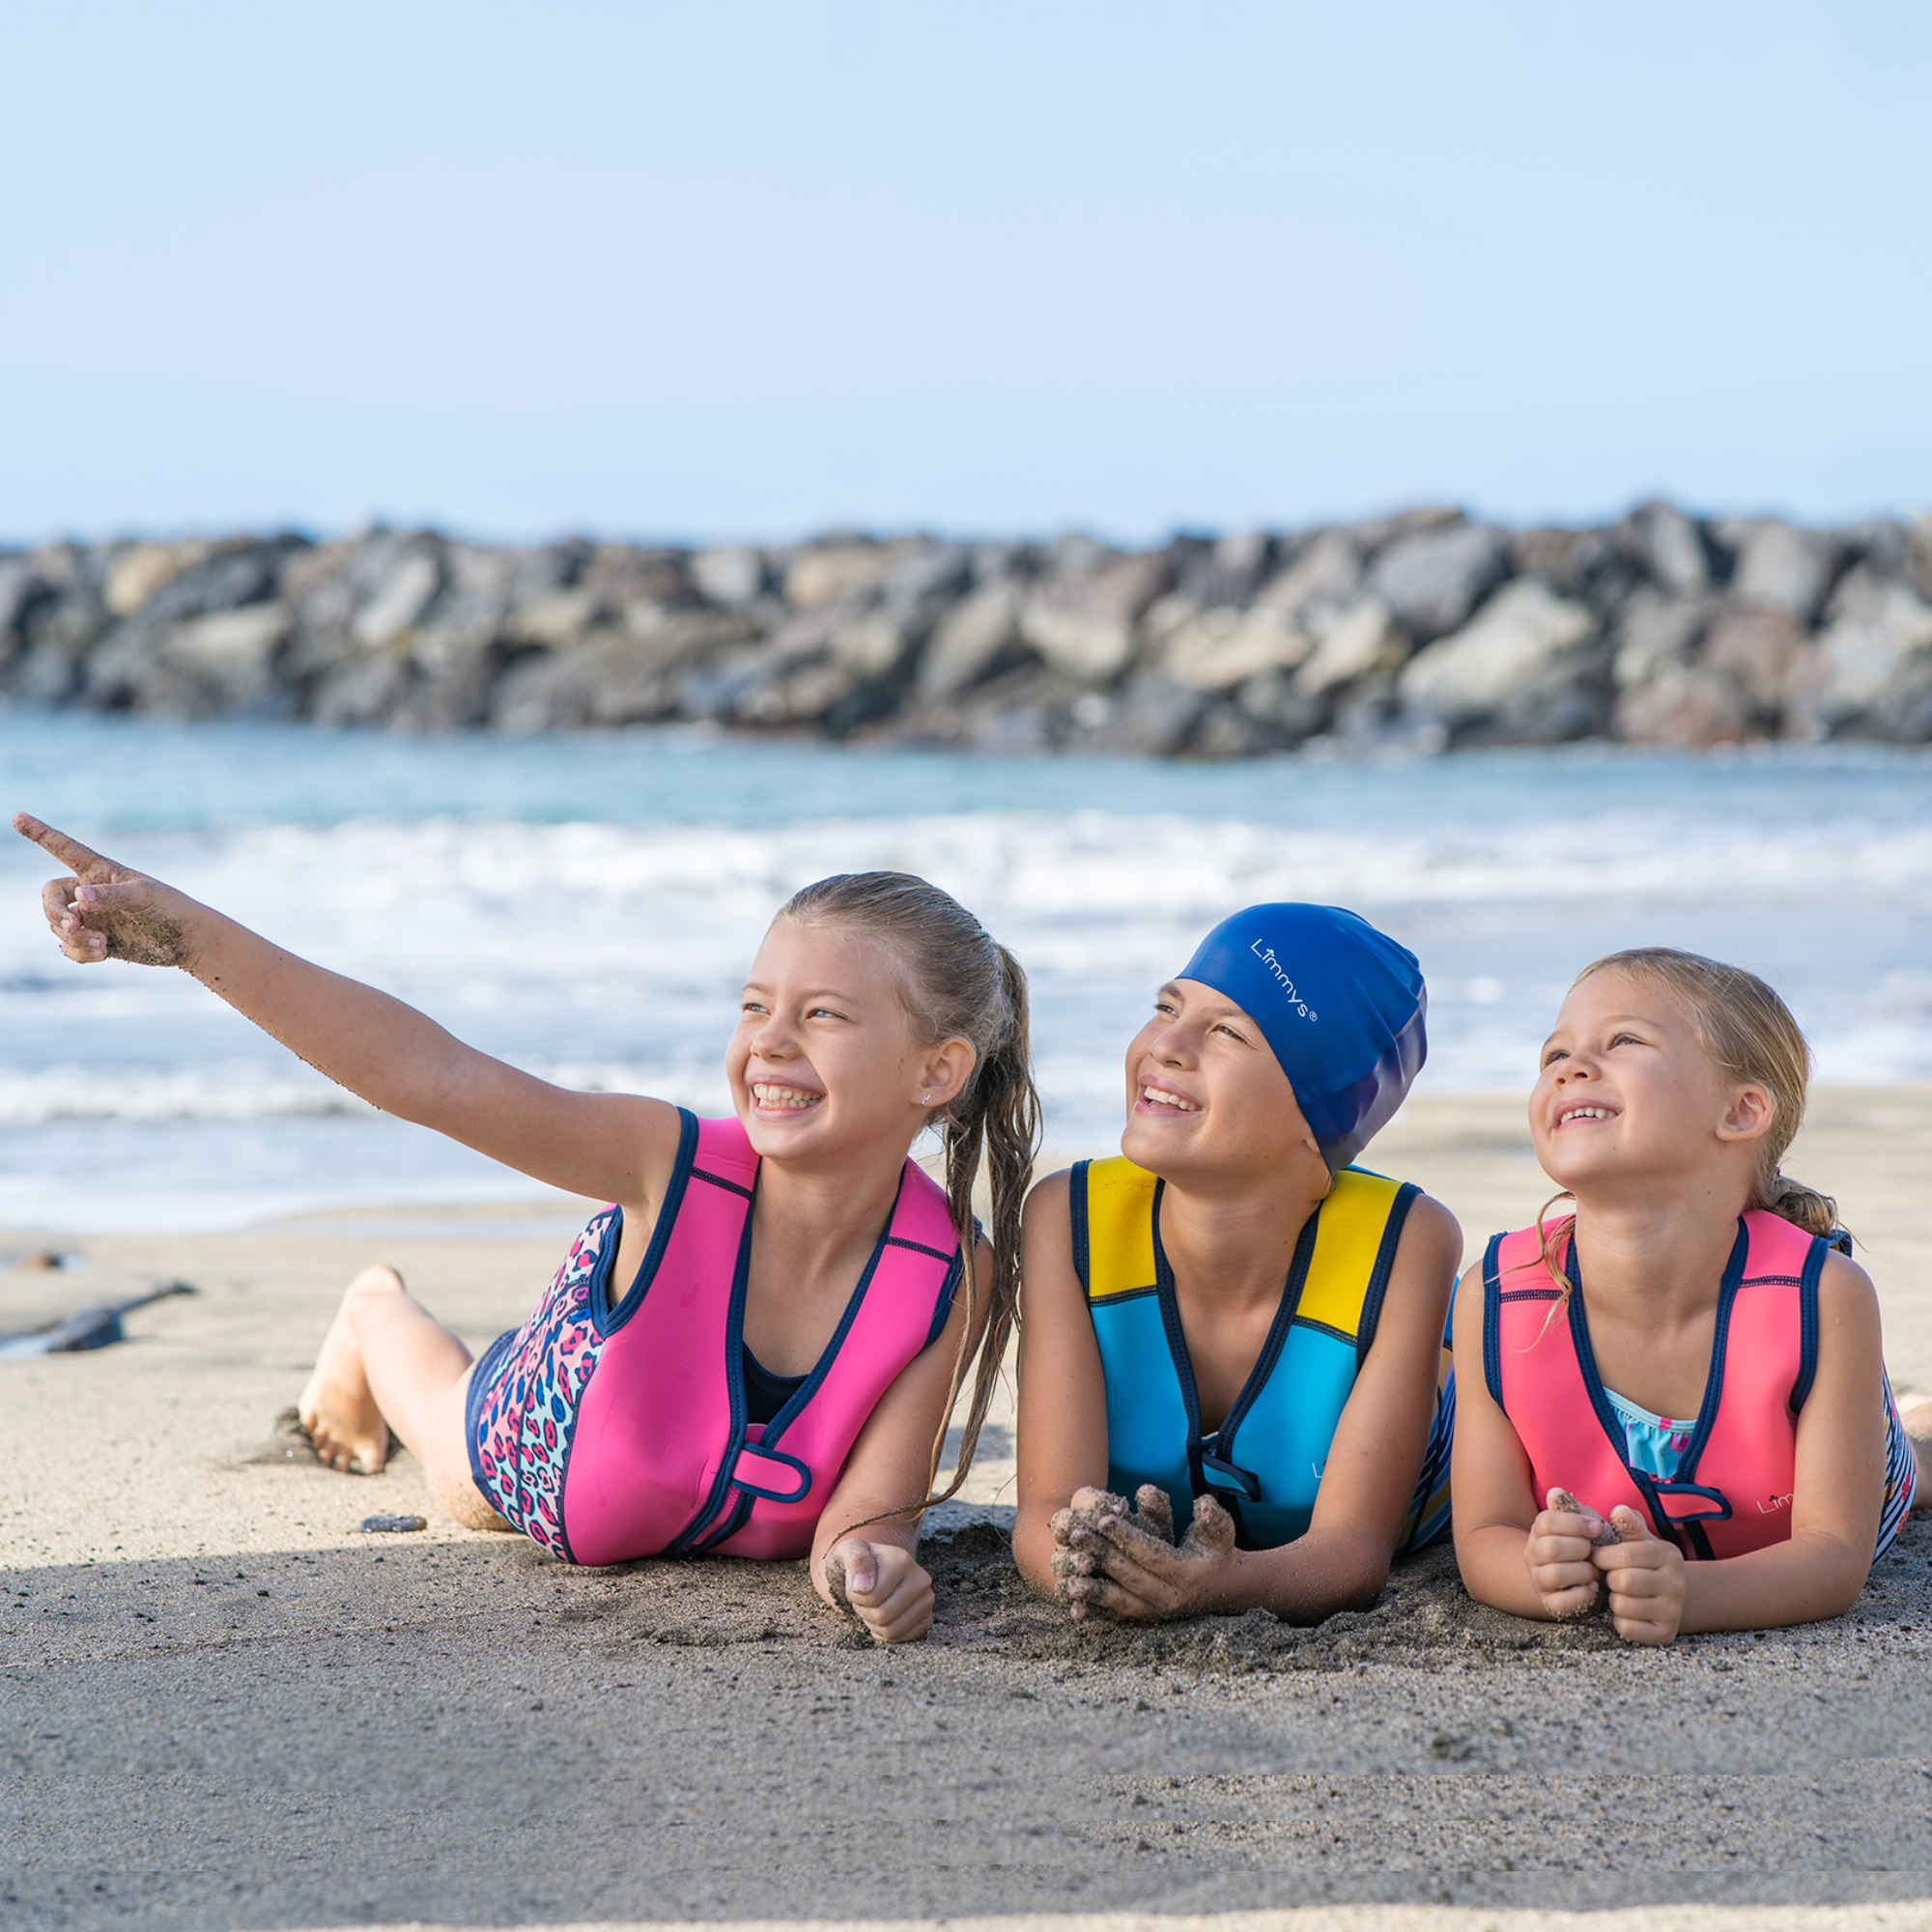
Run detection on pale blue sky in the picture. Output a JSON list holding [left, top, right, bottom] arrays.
[[4, 3, 1927, 544]]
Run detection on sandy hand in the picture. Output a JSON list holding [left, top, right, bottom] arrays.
[[1048, 1487, 1135, 1613], [13, 813, 198, 968], [1528, 1486, 1625, 1621], [1548, 1487, 1623, 1549], [820, 1538, 934, 1645], [1052, 1486, 1235, 1622], [1593, 1506, 1687, 1646]]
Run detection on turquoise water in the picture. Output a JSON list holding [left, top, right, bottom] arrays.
[[4, 716, 1930, 1229]]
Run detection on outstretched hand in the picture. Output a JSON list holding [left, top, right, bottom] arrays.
[[1049, 1483, 1238, 1621], [12, 813, 197, 968], [821, 1538, 935, 1645]]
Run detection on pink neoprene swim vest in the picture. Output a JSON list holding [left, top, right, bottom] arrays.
[[473, 1112, 963, 1566], [1482, 1210, 1832, 1561]]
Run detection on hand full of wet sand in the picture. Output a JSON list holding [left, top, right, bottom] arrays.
[[1049, 1483, 1237, 1622]]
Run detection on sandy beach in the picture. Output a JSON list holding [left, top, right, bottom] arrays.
[[4, 1090, 1931, 1929]]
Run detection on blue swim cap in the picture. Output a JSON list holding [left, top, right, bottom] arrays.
[[1177, 903, 1427, 1170]]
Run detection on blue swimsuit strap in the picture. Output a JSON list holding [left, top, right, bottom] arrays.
[[1150, 1183, 1321, 1504], [1562, 1220, 1749, 1556]]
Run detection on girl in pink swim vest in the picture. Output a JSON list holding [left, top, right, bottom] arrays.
[[1454, 947, 1930, 1647], [17, 814, 1038, 1645]]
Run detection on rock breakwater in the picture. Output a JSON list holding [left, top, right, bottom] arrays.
[[5, 502, 1930, 753]]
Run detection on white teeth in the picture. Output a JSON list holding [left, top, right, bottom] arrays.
[[1142, 1086, 1200, 1113], [752, 1083, 820, 1110], [1560, 1106, 1610, 1122]]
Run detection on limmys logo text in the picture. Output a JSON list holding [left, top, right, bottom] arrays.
[[1251, 941, 1317, 1020]]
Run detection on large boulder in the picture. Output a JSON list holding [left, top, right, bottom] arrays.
[[1610, 586, 1712, 691], [496, 607, 760, 732], [782, 541, 893, 610], [102, 541, 210, 617], [691, 546, 765, 608], [1727, 522, 1840, 618], [1624, 501, 1711, 596], [917, 583, 1028, 697], [1252, 529, 1362, 624], [156, 606, 290, 714], [1173, 529, 1273, 609], [1798, 566, 1932, 726], [1368, 522, 1508, 641], [1701, 605, 1808, 711], [1072, 673, 1207, 755], [1510, 526, 1614, 597], [1399, 580, 1594, 727], [1294, 596, 1405, 696], [1154, 605, 1310, 691], [1019, 549, 1167, 682], [352, 548, 441, 650], [1615, 666, 1749, 748]]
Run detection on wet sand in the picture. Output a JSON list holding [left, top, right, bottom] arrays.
[[3, 1091, 1931, 1930]]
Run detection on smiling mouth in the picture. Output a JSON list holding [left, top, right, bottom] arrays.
[[1556, 1105, 1614, 1125], [1138, 1084, 1201, 1114], [752, 1082, 823, 1113]]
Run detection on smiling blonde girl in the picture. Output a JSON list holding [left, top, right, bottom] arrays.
[[1454, 947, 1925, 1647], [17, 815, 1037, 1644]]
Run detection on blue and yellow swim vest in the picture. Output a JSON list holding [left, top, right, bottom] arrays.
[[1071, 1154, 1454, 1552]]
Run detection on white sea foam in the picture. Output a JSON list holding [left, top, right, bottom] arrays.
[[5, 730, 1931, 1225]]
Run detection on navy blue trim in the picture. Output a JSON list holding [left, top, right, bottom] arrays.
[[1665, 1219, 1749, 1485], [887, 1235, 955, 1264], [728, 1444, 813, 1504], [1627, 1472, 1730, 1563], [1789, 1234, 1827, 1414], [1088, 1283, 1160, 1308], [663, 1169, 761, 1555], [1354, 1180, 1420, 1369], [1480, 1233, 1506, 1407], [1649, 1479, 1733, 1523], [683, 1166, 913, 1556], [1068, 1160, 1093, 1294], [598, 1108, 701, 1337], [1217, 1209, 1320, 1449], [692, 1164, 753, 1199], [922, 1242, 965, 1350], [1293, 1314, 1358, 1350], [1498, 1288, 1563, 1303], [1150, 1179, 1320, 1517], [1146, 1179, 1207, 1499], [1561, 1218, 1749, 1555]]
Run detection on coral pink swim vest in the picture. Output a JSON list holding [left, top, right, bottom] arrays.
[[1482, 1210, 1837, 1561], [468, 1112, 963, 1565]]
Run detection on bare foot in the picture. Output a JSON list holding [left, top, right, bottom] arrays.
[[297, 1264, 403, 1475]]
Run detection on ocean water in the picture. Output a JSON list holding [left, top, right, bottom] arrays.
[[3, 716, 1930, 1230]]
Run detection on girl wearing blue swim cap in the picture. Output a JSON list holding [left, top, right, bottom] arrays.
[[1013, 903, 1461, 1624]]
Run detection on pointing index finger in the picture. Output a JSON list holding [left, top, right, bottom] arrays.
[[12, 813, 115, 882]]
